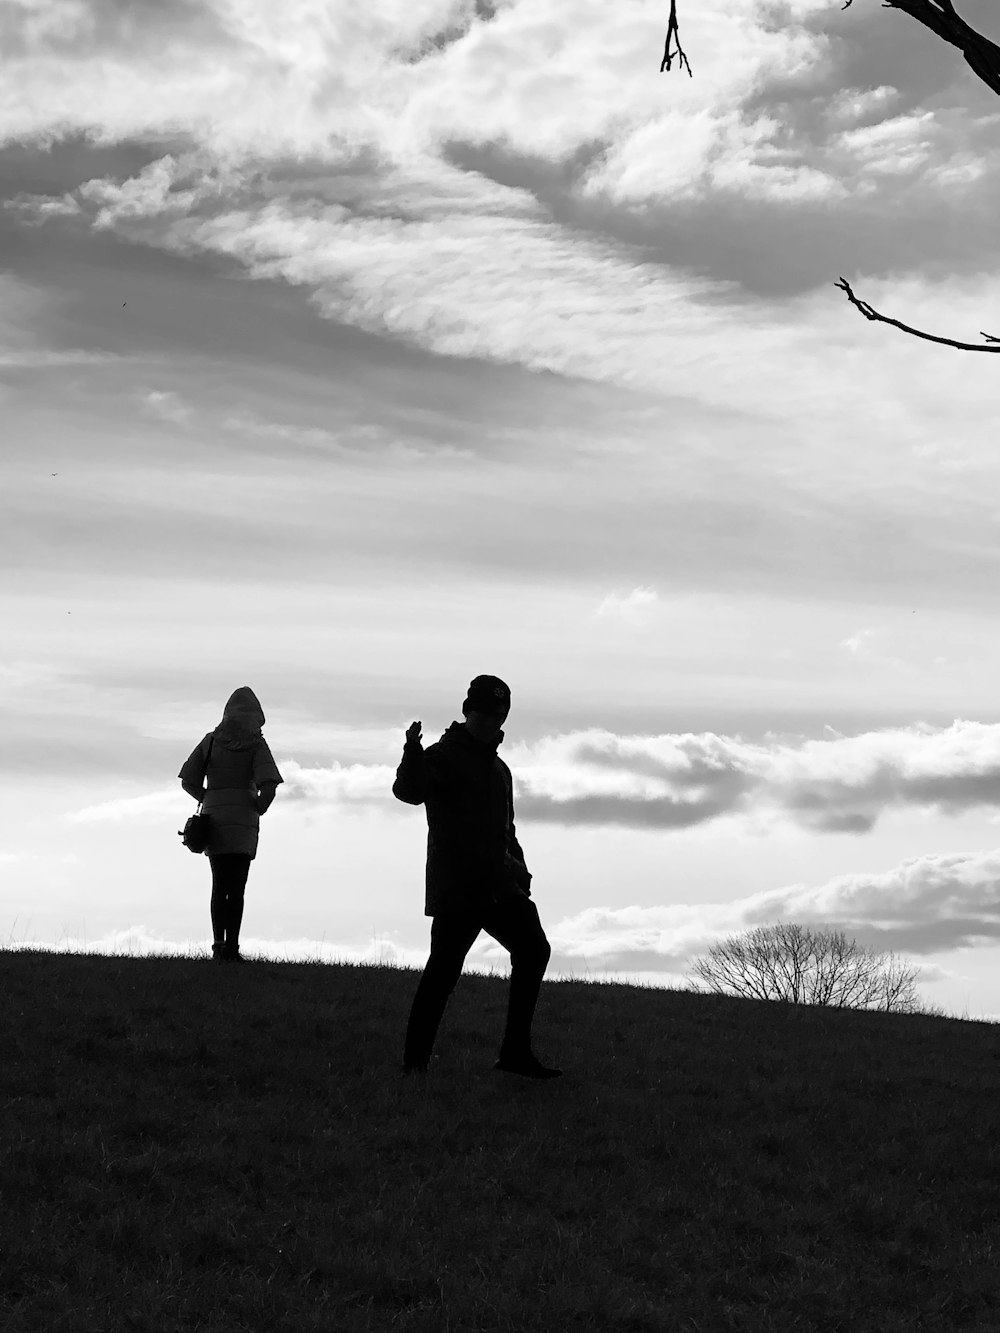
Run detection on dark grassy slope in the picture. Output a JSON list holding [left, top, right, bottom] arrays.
[[2, 951, 999, 1332]]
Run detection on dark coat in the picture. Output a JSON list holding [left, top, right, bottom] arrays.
[[392, 721, 532, 916], [178, 732, 283, 858]]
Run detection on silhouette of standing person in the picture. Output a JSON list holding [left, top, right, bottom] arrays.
[[393, 675, 561, 1079], [179, 687, 283, 962]]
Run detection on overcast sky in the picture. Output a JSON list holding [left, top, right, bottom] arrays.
[[6, 0, 1000, 1019]]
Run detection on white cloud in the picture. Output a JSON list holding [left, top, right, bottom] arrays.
[[66, 758, 397, 825], [827, 85, 898, 125], [511, 720, 1000, 833], [549, 846, 1000, 969], [220, 411, 475, 462], [1, 0, 830, 160], [278, 758, 398, 805], [68, 789, 189, 823], [64, 719, 1000, 836], [79, 155, 207, 227], [145, 181, 737, 390], [140, 389, 194, 425], [0, 347, 112, 367], [6, 193, 81, 221], [832, 111, 937, 178], [594, 586, 659, 626], [925, 152, 988, 189], [54, 157, 838, 418], [841, 628, 877, 657]]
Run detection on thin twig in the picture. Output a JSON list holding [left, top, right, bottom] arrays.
[[660, 0, 692, 76], [836, 278, 1000, 350]]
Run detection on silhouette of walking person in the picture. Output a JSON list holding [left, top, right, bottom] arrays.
[[393, 675, 561, 1079], [179, 687, 283, 962]]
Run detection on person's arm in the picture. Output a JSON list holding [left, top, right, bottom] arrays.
[[504, 776, 532, 894], [179, 738, 209, 803], [506, 834, 531, 893], [507, 822, 529, 875], [392, 720, 428, 805], [252, 739, 283, 814], [255, 780, 278, 815]]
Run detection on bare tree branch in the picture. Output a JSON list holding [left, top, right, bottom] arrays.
[[843, 1, 1000, 99], [659, 3, 1000, 351], [836, 278, 1000, 350], [836, 3, 1000, 349], [660, 0, 692, 76]]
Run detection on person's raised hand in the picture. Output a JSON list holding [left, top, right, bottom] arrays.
[[405, 720, 422, 747]]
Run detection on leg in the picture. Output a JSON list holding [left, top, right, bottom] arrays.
[[403, 913, 481, 1069], [481, 897, 552, 1059], [224, 855, 251, 956], [209, 855, 251, 959], [208, 856, 227, 957]]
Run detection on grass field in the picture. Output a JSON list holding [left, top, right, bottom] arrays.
[[2, 948, 999, 1332]]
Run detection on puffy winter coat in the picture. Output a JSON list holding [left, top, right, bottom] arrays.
[[392, 720, 532, 916], [178, 732, 283, 859]]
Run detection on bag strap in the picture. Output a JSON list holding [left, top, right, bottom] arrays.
[[197, 734, 215, 812]]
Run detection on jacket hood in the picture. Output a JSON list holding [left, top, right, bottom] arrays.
[[214, 686, 265, 750], [222, 686, 265, 727]]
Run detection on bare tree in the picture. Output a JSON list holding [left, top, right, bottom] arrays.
[[661, 1, 1000, 351], [687, 922, 923, 1012]]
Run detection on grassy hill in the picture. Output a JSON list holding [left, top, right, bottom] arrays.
[[2, 948, 999, 1332]]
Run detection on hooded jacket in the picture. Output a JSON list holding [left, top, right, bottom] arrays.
[[178, 687, 283, 859], [392, 720, 532, 916]]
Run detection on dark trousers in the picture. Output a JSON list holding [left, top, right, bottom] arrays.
[[403, 895, 552, 1068], [209, 854, 251, 954]]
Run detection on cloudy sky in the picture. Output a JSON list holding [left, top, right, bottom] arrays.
[[6, 0, 1000, 1018]]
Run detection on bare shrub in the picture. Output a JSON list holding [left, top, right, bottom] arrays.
[[687, 922, 923, 1013]]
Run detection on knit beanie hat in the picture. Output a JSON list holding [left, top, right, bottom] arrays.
[[462, 675, 511, 715]]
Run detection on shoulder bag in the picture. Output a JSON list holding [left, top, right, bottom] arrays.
[[178, 735, 215, 853]]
